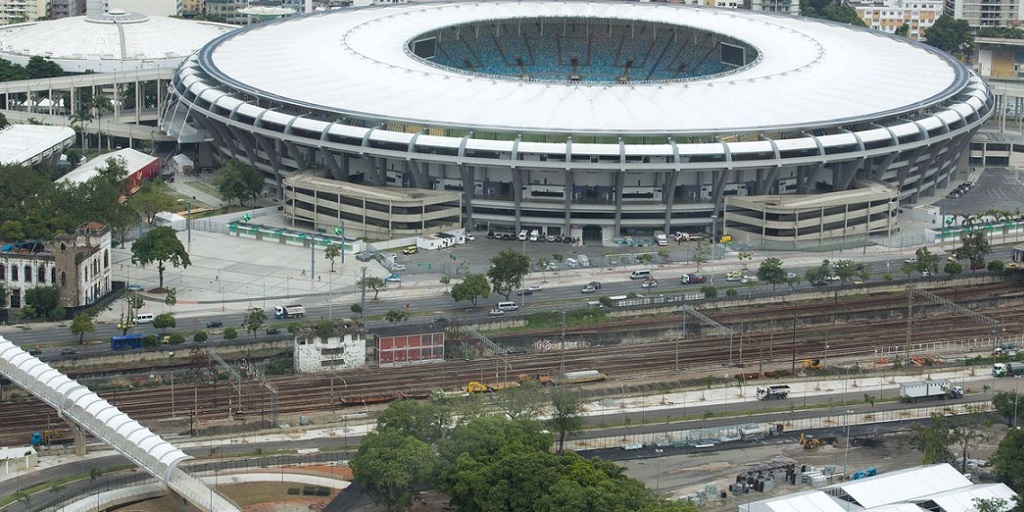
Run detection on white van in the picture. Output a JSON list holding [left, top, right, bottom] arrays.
[[497, 301, 519, 311], [577, 254, 590, 267], [518, 230, 528, 241], [529, 229, 540, 242], [630, 269, 652, 280], [564, 257, 579, 268], [135, 313, 155, 324]]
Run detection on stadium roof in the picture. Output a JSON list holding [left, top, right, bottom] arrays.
[[0, 125, 75, 166], [0, 10, 237, 73], [201, 0, 967, 135]]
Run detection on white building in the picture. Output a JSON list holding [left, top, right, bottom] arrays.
[[0, 223, 112, 310], [0, 125, 75, 167], [0, 0, 49, 25], [107, 0, 182, 16], [293, 321, 367, 373], [854, 0, 942, 40], [740, 464, 1017, 512]]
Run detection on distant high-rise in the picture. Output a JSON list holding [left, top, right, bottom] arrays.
[[944, 0, 1024, 27]]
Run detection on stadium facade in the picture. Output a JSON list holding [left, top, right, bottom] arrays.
[[160, 1, 993, 247]]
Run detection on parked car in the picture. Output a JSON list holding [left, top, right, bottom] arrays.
[[390, 263, 407, 272], [546, 234, 556, 242], [60, 348, 77, 356], [28, 348, 42, 356], [266, 327, 282, 335], [355, 252, 374, 262], [488, 308, 505, 316], [127, 284, 145, 292], [581, 285, 597, 294], [564, 258, 579, 268], [465, 233, 475, 241], [206, 320, 223, 328], [403, 246, 418, 255]]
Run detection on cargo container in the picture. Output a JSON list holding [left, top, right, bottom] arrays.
[[899, 379, 963, 402]]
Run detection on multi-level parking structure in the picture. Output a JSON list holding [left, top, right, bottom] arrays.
[[160, 0, 992, 247]]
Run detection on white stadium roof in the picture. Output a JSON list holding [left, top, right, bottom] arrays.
[[0, 10, 237, 73], [202, 1, 965, 135], [0, 125, 75, 166]]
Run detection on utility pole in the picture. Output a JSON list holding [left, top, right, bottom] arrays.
[[360, 266, 367, 325]]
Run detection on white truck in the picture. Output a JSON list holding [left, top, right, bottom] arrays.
[[899, 379, 963, 403], [274, 304, 306, 319], [756, 384, 791, 400]]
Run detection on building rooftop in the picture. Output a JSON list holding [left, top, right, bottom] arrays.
[[0, 125, 75, 166], [203, 0, 965, 135], [56, 148, 158, 185]]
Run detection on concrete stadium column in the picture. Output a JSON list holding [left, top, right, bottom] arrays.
[[662, 169, 679, 231], [156, 78, 164, 119], [459, 165, 475, 229], [512, 167, 524, 232], [563, 168, 573, 234], [613, 170, 624, 238], [135, 79, 142, 124]]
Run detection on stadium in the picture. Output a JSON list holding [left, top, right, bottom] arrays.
[[160, 0, 993, 247]]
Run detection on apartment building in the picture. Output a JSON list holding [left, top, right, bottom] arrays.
[[855, 0, 942, 40], [944, 0, 1024, 27]]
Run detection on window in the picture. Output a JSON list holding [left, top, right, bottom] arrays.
[[104, 250, 109, 268], [60, 271, 66, 287], [0, 264, 4, 280], [50, 268, 55, 284], [37, 265, 45, 284], [12, 265, 18, 281]]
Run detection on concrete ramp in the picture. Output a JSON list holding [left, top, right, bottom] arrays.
[[0, 338, 239, 512]]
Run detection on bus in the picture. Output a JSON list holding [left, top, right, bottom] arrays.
[[111, 334, 144, 351]]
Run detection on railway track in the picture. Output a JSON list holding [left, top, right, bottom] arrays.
[[3, 282, 1021, 446]]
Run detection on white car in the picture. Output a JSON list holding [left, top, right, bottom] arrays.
[[641, 279, 658, 288], [527, 284, 543, 292], [465, 233, 475, 241], [391, 263, 407, 272], [786, 272, 797, 279], [581, 285, 597, 294], [904, 257, 918, 264], [824, 274, 840, 282], [740, 275, 758, 284], [488, 308, 505, 316]]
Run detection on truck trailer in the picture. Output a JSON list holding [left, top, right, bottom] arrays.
[[899, 379, 963, 403], [550, 370, 606, 386], [756, 385, 791, 400], [274, 304, 306, 319], [993, 362, 1024, 377]]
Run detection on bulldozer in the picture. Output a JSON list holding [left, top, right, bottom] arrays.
[[798, 433, 837, 449], [466, 381, 520, 394], [801, 359, 824, 370], [518, 372, 552, 385]]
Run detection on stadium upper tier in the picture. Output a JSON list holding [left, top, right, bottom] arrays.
[[414, 18, 750, 83]]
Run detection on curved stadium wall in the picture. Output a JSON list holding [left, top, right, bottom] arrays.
[[160, 1, 993, 248]]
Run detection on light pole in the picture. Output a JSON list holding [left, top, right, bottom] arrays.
[[177, 198, 192, 253], [843, 410, 854, 478]]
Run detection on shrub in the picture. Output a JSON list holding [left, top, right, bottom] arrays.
[[988, 260, 1005, 272], [725, 288, 738, 298], [168, 333, 185, 345], [193, 331, 208, 343], [700, 285, 717, 298], [141, 334, 159, 347], [223, 327, 238, 340]]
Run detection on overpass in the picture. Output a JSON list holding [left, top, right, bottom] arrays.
[[0, 338, 239, 512]]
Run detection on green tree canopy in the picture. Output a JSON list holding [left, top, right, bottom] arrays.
[[243, 307, 267, 339], [214, 159, 264, 206], [24, 286, 60, 320], [991, 427, 1024, 493], [131, 226, 191, 290], [924, 15, 975, 56], [548, 388, 586, 453], [357, 276, 386, 300], [451, 273, 491, 307], [488, 249, 531, 300], [350, 430, 436, 512], [954, 230, 992, 272], [70, 313, 95, 344], [800, 0, 867, 25], [757, 256, 787, 293], [153, 313, 176, 333], [384, 308, 408, 326]]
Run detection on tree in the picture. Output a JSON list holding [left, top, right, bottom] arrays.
[[243, 307, 267, 339], [24, 286, 60, 320], [901, 260, 918, 280], [925, 15, 974, 56], [357, 276, 386, 300], [657, 247, 671, 263], [287, 322, 303, 335], [168, 333, 185, 345], [193, 331, 208, 343], [988, 260, 1006, 272], [440, 274, 452, 293], [548, 388, 586, 453], [385, 308, 409, 326], [214, 159, 264, 206], [25, 56, 62, 79], [223, 327, 238, 340], [350, 303, 363, 315], [915, 247, 940, 274], [692, 240, 710, 272], [69, 110, 92, 152], [894, 23, 910, 38], [70, 313, 94, 344], [757, 257, 787, 293], [451, 273, 491, 307], [324, 244, 341, 272], [87, 92, 114, 151], [164, 288, 177, 311], [991, 427, 1024, 493], [350, 430, 436, 512], [551, 253, 565, 266], [131, 226, 191, 290], [955, 230, 992, 272], [493, 381, 547, 421], [944, 261, 963, 276], [488, 249, 530, 300], [993, 391, 1023, 427], [801, 0, 867, 25], [950, 411, 990, 473], [153, 313, 176, 334], [910, 413, 955, 465], [0, 280, 8, 308], [376, 399, 453, 445], [130, 183, 178, 226]]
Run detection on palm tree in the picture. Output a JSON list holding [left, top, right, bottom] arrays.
[[88, 93, 114, 151], [69, 110, 92, 152]]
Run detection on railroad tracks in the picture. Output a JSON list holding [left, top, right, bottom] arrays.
[[2, 282, 1022, 446]]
